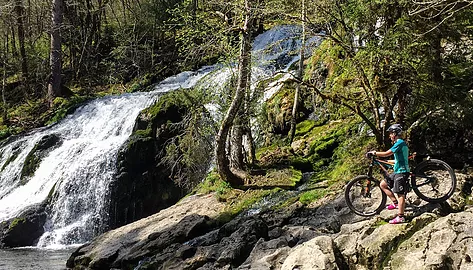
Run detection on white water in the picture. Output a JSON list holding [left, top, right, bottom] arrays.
[[0, 25, 318, 248]]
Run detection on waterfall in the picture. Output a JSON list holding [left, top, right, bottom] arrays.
[[0, 25, 318, 248]]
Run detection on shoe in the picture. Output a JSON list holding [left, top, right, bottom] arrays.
[[386, 203, 398, 210], [389, 215, 406, 224]]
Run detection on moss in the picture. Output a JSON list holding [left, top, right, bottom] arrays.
[[20, 146, 41, 184], [249, 167, 302, 188], [295, 119, 326, 137], [46, 95, 90, 125], [374, 219, 388, 227], [46, 182, 57, 204], [216, 188, 276, 224], [1, 150, 20, 172], [298, 189, 327, 204], [290, 156, 313, 171], [8, 217, 26, 231], [134, 128, 152, 138], [193, 171, 232, 200]]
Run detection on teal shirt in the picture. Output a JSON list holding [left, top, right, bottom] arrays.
[[390, 139, 410, 173]]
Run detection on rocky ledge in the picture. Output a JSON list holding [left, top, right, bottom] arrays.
[[67, 174, 473, 270]]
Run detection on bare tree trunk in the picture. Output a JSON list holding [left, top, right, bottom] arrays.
[[288, 0, 305, 143], [2, 56, 8, 125], [48, 0, 63, 106], [244, 69, 256, 166], [230, 119, 244, 170], [216, 0, 252, 187], [15, 0, 28, 78]]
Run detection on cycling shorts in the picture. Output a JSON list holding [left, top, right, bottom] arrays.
[[387, 173, 410, 195]]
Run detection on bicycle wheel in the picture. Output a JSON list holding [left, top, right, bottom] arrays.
[[345, 175, 387, 217], [411, 159, 457, 203]]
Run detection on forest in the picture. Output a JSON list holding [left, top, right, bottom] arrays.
[[0, 0, 472, 184]]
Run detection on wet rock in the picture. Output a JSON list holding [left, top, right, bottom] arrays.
[[20, 134, 62, 183], [67, 194, 224, 269], [0, 204, 47, 248]]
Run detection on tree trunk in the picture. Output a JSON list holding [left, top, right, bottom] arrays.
[[216, 0, 252, 187], [15, 0, 28, 78], [288, 0, 305, 143], [2, 57, 8, 125], [230, 119, 244, 170], [48, 0, 64, 106], [244, 69, 256, 166]]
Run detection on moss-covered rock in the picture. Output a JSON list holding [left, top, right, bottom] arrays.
[[109, 89, 214, 229], [20, 134, 62, 184], [0, 204, 47, 248]]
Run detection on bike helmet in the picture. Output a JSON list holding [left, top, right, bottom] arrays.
[[387, 123, 402, 135]]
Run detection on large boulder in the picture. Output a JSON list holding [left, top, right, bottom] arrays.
[[0, 204, 47, 248], [67, 194, 225, 269]]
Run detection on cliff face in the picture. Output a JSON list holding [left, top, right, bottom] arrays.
[[67, 172, 473, 270]]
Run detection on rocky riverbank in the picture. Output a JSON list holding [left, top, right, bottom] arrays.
[[66, 172, 473, 270]]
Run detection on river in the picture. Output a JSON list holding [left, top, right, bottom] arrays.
[[0, 247, 75, 270]]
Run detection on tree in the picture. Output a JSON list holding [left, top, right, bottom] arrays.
[[48, 0, 63, 106], [216, 0, 253, 187], [14, 0, 27, 78], [288, 0, 305, 143]]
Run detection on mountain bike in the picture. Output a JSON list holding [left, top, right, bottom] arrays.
[[344, 153, 457, 217]]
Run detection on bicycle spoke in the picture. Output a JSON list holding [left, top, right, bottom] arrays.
[[345, 176, 386, 217], [412, 159, 456, 203]]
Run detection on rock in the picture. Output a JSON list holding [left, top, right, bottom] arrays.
[[389, 208, 473, 270], [237, 237, 291, 269], [67, 194, 225, 269], [108, 89, 214, 229], [20, 134, 62, 183], [281, 235, 338, 270], [0, 204, 47, 248], [334, 213, 437, 268]]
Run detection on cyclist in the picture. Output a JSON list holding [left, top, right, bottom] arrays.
[[367, 123, 410, 224]]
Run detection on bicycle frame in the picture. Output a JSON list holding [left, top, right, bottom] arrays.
[[366, 155, 393, 180]]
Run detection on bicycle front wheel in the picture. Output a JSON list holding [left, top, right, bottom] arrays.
[[412, 159, 457, 203], [345, 175, 387, 217]]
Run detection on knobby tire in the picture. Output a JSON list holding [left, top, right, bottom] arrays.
[[345, 175, 387, 217], [411, 159, 456, 203]]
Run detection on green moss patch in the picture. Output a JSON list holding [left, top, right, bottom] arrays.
[[8, 217, 26, 231], [298, 189, 327, 205]]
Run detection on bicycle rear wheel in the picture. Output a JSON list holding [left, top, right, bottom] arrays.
[[411, 159, 457, 203], [345, 175, 387, 217]]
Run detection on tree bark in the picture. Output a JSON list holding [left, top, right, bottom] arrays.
[[216, 0, 252, 187], [15, 0, 28, 78], [230, 119, 244, 170], [47, 0, 64, 106], [288, 0, 305, 143], [2, 56, 8, 125]]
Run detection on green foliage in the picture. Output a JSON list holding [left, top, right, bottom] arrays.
[[141, 88, 217, 190]]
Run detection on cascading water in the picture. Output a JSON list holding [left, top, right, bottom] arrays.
[[0, 25, 318, 248]]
